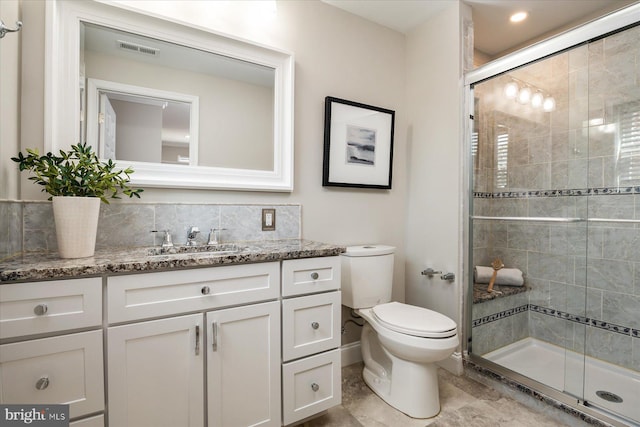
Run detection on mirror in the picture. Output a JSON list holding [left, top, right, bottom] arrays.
[[47, 0, 294, 191]]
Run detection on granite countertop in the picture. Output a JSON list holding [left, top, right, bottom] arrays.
[[0, 239, 346, 283], [473, 283, 528, 304]]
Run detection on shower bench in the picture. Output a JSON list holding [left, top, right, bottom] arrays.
[[473, 283, 528, 304]]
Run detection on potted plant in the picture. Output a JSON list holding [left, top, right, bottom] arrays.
[[12, 142, 143, 258]]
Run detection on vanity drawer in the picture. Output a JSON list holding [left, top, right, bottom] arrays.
[[107, 262, 279, 323], [0, 278, 102, 339], [0, 330, 104, 419], [282, 291, 340, 361], [281, 257, 340, 297], [282, 349, 341, 425]]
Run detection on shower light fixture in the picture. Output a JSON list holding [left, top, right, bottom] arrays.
[[531, 92, 544, 108], [504, 81, 519, 99], [517, 87, 532, 104], [542, 96, 556, 112], [503, 78, 554, 112]]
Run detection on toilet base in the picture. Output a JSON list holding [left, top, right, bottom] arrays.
[[362, 355, 441, 418]]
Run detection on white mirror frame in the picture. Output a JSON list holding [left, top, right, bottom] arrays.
[[45, 0, 294, 191]]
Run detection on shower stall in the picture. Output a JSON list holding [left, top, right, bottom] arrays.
[[466, 5, 640, 426]]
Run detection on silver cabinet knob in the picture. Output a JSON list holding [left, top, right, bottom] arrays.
[[311, 383, 319, 392], [35, 376, 50, 390], [311, 322, 319, 330], [34, 303, 48, 316], [201, 286, 211, 295], [310, 272, 319, 280]]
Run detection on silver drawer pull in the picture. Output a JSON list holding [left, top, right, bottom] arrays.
[[311, 322, 319, 330], [34, 303, 48, 316], [36, 376, 50, 390], [195, 325, 200, 356], [201, 286, 211, 295], [212, 321, 218, 352], [311, 383, 319, 392], [310, 272, 319, 280]]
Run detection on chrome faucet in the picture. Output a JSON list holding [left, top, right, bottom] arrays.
[[151, 230, 174, 249], [160, 230, 173, 248], [207, 228, 227, 245], [186, 226, 200, 246]]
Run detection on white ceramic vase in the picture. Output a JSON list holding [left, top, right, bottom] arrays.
[[52, 196, 101, 258]]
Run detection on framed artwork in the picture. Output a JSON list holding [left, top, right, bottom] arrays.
[[322, 96, 395, 189]]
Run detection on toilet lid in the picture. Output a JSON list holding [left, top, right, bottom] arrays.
[[371, 302, 457, 338]]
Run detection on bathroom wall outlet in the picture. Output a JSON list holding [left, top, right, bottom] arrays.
[[262, 208, 276, 231]]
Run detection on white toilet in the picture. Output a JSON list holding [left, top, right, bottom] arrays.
[[341, 245, 459, 418]]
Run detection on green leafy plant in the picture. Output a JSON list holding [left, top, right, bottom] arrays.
[[12, 142, 143, 203]]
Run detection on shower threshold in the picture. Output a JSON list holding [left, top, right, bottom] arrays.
[[483, 337, 640, 423]]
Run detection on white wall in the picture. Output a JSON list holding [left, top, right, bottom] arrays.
[[0, 0, 21, 199], [404, 2, 467, 354]]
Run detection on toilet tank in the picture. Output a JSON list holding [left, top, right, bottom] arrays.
[[341, 245, 395, 309]]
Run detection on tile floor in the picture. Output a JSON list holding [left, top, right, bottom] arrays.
[[302, 363, 577, 427]]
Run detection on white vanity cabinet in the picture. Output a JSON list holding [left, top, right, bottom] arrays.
[[106, 262, 281, 427], [1, 250, 343, 427], [281, 257, 342, 426], [0, 278, 104, 424]]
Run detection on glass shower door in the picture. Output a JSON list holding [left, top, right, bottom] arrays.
[[469, 46, 589, 395], [580, 24, 640, 424]]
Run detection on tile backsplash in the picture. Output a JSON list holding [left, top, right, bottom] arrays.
[[0, 200, 301, 257]]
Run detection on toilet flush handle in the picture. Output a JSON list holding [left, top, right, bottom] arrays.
[[421, 268, 441, 277]]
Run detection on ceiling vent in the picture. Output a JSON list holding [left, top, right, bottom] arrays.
[[117, 40, 159, 56]]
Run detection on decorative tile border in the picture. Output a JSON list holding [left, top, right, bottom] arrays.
[[473, 304, 636, 338], [472, 305, 528, 327], [473, 186, 640, 199]]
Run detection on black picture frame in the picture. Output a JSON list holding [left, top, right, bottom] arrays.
[[322, 96, 395, 189]]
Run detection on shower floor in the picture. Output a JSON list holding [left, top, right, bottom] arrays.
[[483, 337, 640, 423]]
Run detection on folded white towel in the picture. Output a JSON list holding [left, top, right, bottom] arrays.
[[474, 266, 524, 286]]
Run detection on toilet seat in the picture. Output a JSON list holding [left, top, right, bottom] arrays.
[[371, 302, 457, 338]]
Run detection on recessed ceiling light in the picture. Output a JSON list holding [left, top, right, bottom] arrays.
[[510, 11, 528, 23]]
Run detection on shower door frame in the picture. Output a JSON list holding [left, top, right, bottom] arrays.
[[463, 4, 640, 427]]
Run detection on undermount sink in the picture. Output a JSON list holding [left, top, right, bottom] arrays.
[[148, 243, 247, 256]]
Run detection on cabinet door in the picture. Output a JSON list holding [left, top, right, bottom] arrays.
[[0, 330, 104, 420], [207, 301, 280, 427], [108, 314, 203, 427]]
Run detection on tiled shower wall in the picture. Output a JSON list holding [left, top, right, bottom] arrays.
[[0, 200, 301, 258], [471, 25, 640, 372]]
